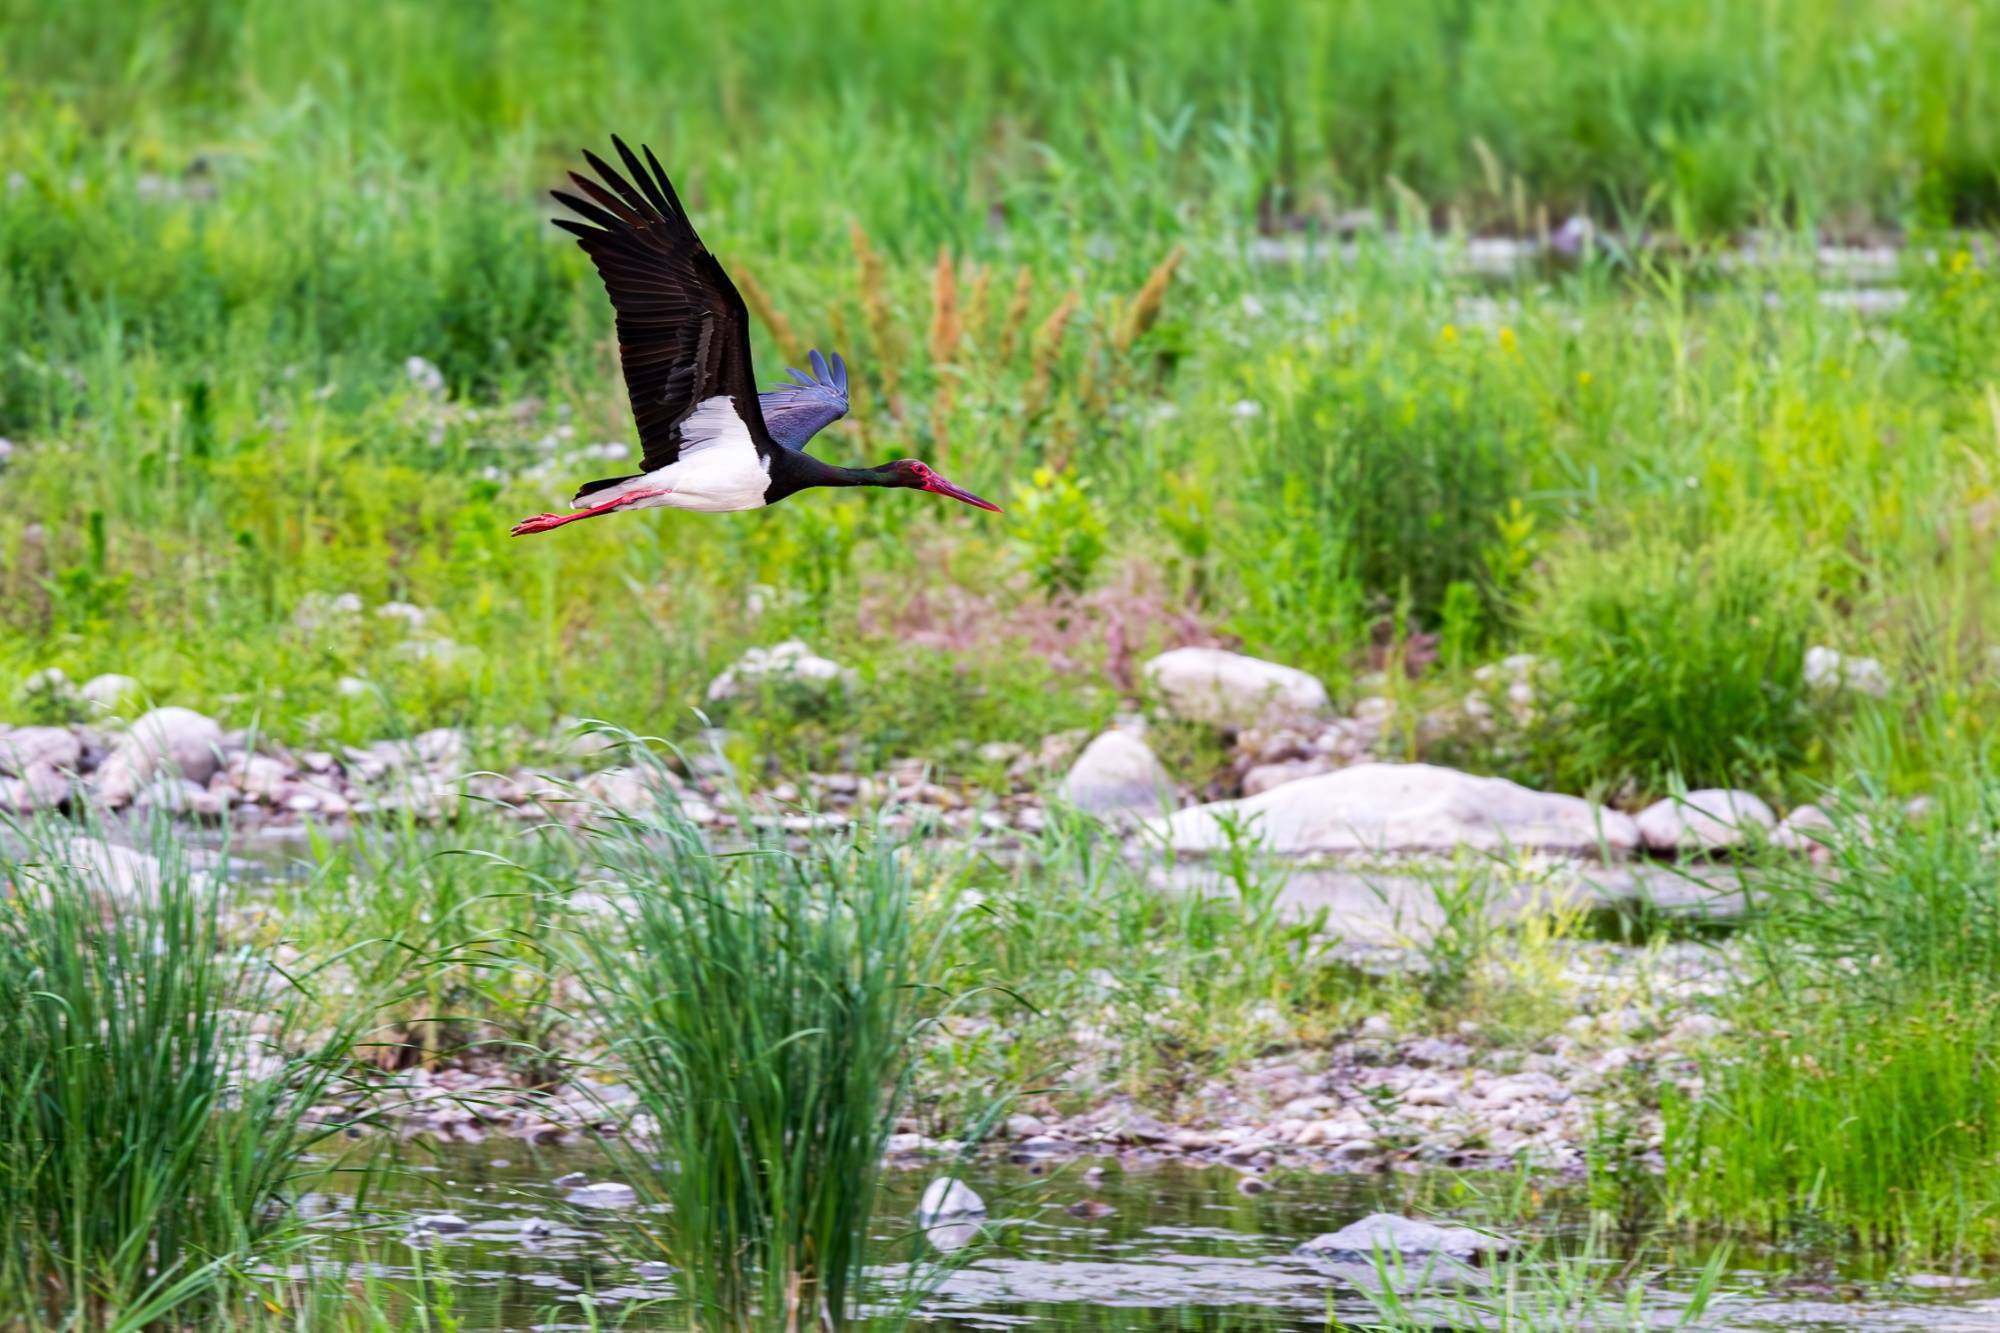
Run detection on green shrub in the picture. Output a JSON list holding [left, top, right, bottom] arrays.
[[1531, 523, 1815, 795]]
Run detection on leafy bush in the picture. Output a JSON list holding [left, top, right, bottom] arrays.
[[1530, 523, 1815, 795], [1007, 465, 1109, 598]]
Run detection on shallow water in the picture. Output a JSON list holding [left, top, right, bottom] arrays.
[[290, 1143, 2000, 1331]]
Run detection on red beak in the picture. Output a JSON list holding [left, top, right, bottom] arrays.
[[923, 475, 1002, 512]]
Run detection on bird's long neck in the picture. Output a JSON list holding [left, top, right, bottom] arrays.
[[771, 452, 895, 497]]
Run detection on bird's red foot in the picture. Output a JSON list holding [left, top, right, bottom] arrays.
[[511, 511, 578, 536]]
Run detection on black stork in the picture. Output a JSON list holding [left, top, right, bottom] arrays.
[[511, 137, 999, 536]]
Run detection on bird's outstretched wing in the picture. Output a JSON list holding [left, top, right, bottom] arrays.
[[758, 349, 851, 453], [550, 137, 775, 471]]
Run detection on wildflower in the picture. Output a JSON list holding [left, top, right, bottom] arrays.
[[1440, 323, 1459, 345], [1497, 326, 1518, 354], [1578, 370, 1593, 388]]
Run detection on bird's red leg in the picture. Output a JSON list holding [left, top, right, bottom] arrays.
[[510, 487, 673, 537]]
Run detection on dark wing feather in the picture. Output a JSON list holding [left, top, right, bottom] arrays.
[[758, 349, 851, 453], [550, 137, 773, 470]]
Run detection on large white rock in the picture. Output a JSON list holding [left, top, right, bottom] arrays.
[[1149, 762, 1639, 858], [0, 725, 81, 775], [706, 640, 856, 703], [1058, 731, 1172, 818], [1634, 789, 1776, 853], [1144, 647, 1330, 731], [1297, 1212, 1508, 1260], [95, 707, 224, 804], [129, 707, 224, 783]]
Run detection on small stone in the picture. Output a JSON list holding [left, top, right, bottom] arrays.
[[410, 1213, 468, 1234], [1297, 1213, 1508, 1260], [1804, 645, 1890, 698], [1236, 1175, 1271, 1196], [916, 1176, 985, 1223], [1241, 757, 1333, 796], [1143, 647, 1331, 732], [1057, 730, 1173, 819], [1635, 789, 1777, 854], [78, 674, 142, 716], [705, 640, 856, 703], [565, 1181, 638, 1209]]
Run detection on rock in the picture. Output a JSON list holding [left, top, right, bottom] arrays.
[[1, 763, 69, 813], [1057, 731, 1173, 818], [1144, 647, 1331, 731], [518, 1217, 556, 1240], [706, 640, 857, 703], [1151, 763, 1639, 858], [1804, 646, 1889, 699], [1771, 803, 1838, 852], [1634, 789, 1776, 854], [409, 1213, 468, 1234], [18, 832, 195, 904], [111, 707, 225, 789], [77, 674, 143, 716], [565, 1181, 638, 1209], [0, 726, 80, 775], [551, 1171, 590, 1189], [1297, 1213, 1508, 1260], [917, 1176, 985, 1223], [1241, 757, 1333, 796]]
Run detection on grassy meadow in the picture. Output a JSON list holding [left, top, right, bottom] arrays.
[[4, 0, 2000, 1326]]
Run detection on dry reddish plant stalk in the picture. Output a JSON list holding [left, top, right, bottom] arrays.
[[927, 246, 962, 367], [996, 266, 1034, 364], [1115, 243, 1184, 351], [849, 221, 901, 412], [733, 262, 806, 366], [1022, 289, 1080, 417], [962, 263, 990, 350]]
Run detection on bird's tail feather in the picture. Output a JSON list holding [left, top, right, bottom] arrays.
[[573, 474, 641, 504]]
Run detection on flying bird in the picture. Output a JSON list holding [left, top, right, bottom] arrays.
[[512, 138, 999, 536]]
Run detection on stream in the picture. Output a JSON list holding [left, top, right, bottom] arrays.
[[286, 1144, 2000, 1330]]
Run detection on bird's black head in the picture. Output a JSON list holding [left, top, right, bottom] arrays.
[[878, 459, 1002, 512]]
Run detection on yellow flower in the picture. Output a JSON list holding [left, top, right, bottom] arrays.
[[1439, 323, 1459, 345], [1951, 248, 1972, 275], [1497, 326, 1517, 354], [1578, 370, 1593, 387], [1031, 466, 1055, 489]]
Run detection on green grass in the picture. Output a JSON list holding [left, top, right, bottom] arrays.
[[1665, 796, 2000, 1259], [4, 0, 2000, 1308], [565, 757, 947, 1330], [0, 817, 364, 1328]]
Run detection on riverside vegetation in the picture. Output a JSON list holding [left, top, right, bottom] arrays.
[[2, 0, 2000, 1327]]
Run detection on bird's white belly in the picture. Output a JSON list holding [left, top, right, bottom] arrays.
[[626, 450, 772, 512], [589, 397, 773, 513]]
